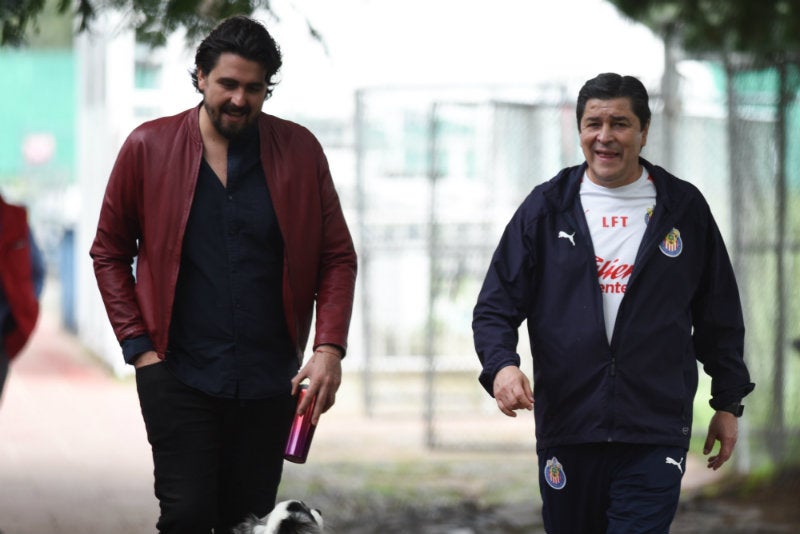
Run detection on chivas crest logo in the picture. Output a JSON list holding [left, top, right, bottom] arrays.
[[544, 456, 567, 490], [659, 228, 682, 258]]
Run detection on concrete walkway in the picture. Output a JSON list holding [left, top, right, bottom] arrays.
[[0, 312, 156, 534]]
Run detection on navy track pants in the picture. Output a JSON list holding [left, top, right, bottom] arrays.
[[538, 442, 686, 534]]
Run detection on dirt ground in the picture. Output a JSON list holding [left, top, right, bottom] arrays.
[[294, 481, 800, 534], [281, 463, 800, 534], [674, 468, 800, 533], [283, 394, 800, 534]]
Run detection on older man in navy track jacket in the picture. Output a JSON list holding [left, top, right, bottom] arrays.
[[473, 73, 754, 534]]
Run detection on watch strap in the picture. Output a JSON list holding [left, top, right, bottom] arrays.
[[718, 401, 744, 417]]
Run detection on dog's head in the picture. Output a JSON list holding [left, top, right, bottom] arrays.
[[233, 499, 323, 534], [260, 499, 323, 534]]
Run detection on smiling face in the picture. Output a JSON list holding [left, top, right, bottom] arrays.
[[579, 97, 649, 188], [196, 52, 269, 141]]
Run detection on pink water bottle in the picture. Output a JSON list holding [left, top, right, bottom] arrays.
[[284, 384, 317, 463]]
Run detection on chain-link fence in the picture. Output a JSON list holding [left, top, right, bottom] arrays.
[[352, 87, 571, 451], [724, 62, 800, 469], [350, 73, 800, 463]]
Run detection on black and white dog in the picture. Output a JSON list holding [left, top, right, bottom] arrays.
[[232, 500, 323, 534]]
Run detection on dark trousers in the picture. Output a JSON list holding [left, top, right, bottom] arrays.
[[538, 443, 686, 534], [136, 362, 295, 534]]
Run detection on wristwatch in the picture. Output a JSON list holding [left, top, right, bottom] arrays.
[[718, 401, 744, 417]]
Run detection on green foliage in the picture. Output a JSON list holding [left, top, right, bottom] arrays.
[[18, 0, 72, 48], [0, 0, 281, 47], [130, 0, 268, 47], [607, 0, 800, 64], [1, 0, 48, 45]]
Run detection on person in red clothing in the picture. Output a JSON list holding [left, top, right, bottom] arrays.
[[0, 192, 45, 403], [90, 16, 357, 534]]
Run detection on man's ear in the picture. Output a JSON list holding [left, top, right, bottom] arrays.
[[196, 68, 207, 92], [640, 121, 650, 151]]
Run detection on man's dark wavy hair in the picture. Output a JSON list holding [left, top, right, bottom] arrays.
[[191, 15, 282, 100], [576, 73, 651, 131]]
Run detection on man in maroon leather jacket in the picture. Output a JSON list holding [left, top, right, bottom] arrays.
[[90, 16, 356, 533]]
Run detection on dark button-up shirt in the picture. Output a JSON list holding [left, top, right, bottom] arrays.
[[166, 129, 297, 399]]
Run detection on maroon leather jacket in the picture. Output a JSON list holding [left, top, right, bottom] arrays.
[[0, 196, 40, 359], [90, 106, 357, 363]]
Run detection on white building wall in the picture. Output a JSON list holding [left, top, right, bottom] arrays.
[[75, 14, 199, 374]]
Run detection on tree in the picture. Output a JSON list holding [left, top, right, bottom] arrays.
[[0, 0, 72, 48], [609, 0, 800, 60], [607, 0, 800, 466], [0, 0, 321, 47]]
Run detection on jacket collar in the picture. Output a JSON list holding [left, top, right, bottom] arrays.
[[640, 157, 691, 218], [543, 157, 686, 214], [186, 103, 202, 145]]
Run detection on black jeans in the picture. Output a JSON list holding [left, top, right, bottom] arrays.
[[136, 362, 295, 534]]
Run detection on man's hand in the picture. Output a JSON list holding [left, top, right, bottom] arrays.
[[133, 350, 161, 369], [493, 365, 533, 417], [704, 411, 738, 470], [291, 345, 343, 425]]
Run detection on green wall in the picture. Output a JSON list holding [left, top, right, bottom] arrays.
[[0, 49, 75, 183]]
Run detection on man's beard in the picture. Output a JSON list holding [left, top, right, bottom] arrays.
[[204, 100, 257, 141]]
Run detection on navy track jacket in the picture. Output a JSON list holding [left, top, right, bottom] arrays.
[[473, 159, 754, 450]]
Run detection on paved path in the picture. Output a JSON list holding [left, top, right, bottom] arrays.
[[0, 313, 156, 534]]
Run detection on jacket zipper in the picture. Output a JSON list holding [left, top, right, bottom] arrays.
[[562, 205, 610, 349]]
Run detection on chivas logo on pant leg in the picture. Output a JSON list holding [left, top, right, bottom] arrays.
[[544, 456, 567, 490]]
